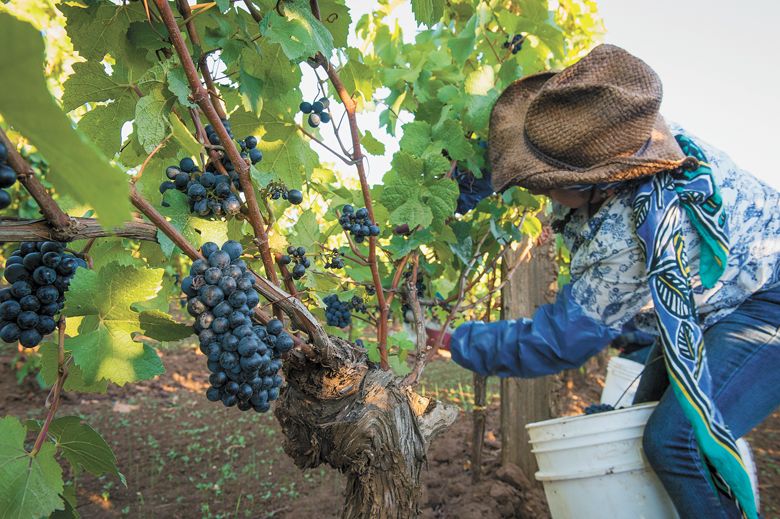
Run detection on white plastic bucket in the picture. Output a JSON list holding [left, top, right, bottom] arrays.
[[526, 402, 679, 519], [599, 357, 760, 511], [600, 356, 645, 407]]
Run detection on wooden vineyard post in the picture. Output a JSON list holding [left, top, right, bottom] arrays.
[[499, 230, 561, 484]]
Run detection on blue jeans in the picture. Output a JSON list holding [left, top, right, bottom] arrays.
[[642, 284, 780, 518]]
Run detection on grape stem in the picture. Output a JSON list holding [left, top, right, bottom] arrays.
[[30, 317, 68, 457], [133, 134, 173, 184], [296, 125, 357, 166], [243, 0, 262, 22], [384, 253, 411, 308], [402, 230, 491, 387]]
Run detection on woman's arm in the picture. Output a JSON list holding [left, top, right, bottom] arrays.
[[451, 247, 652, 377]]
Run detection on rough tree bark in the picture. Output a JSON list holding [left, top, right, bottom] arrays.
[[276, 337, 458, 518]]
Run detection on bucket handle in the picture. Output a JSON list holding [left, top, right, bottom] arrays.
[[612, 353, 663, 408]]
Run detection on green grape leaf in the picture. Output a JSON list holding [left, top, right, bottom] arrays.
[[61, 61, 129, 112], [169, 113, 202, 157], [361, 130, 386, 155], [44, 417, 124, 483], [0, 13, 132, 227], [256, 114, 317, 187], [390, 198, 433, 230], [39, 343, 109, 394], [0, 417, 64, 519], [127, 20, 169, 53], [411, 0, 445, 26], [425, 178, 459, 229], [317, 0, 351, 48], [258, 40, 303, 99], [216, 0, 231, 13], [464, 65, 495, 96], [340, 49, 377, 108], [166, 65, 196, 108], [399, 122, 432, 157], [135, 88, 170, 153], [62, 263, 166, 385], [50, 497, 79, 519], [238, 67, 264, 116], [291, 210, 321, 251], [432, 119, 472, 161], [448, 15, 478, 65], [259, 0, 334, 61], [464, 91, 499, 135], [77, 101, 135, 158], [139, 310, 193, 342], [60, 2, 147, 62]]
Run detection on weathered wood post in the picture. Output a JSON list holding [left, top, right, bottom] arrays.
[[499, 232, 561, 483]]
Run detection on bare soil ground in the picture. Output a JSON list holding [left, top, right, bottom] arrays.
[[1, 346, 777, 518]]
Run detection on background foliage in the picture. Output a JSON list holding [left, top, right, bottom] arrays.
[[0, 0, 602, 515]]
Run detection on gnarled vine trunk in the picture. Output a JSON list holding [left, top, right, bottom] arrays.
[[276, 337, 458, 518]]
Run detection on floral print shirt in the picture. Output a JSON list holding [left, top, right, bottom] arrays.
[[562, 126, 780, 337]]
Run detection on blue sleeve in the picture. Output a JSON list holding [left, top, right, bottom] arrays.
[[450, 284, 621, 378]]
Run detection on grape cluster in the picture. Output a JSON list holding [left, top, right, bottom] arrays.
[[503, 34, 525, 54], [264, 181, 303, 205], [454, 167, 494, 215], [183, 241, 293, 412], [350, 295, 368, 314], [322, 249, 344, 270], [323, 295, 367, 329], [339, 205, 380, 243], [159, 119, 264, 218], [203, 119, 262, 166], [299, 97, 331, 128], [206, 120, 262, 171], [583, 403, 616, 415], [160, 157, 243, 218], [0, 142, 18, 210], [279, 246, 309, 280], [0, 241, 85, 347], [323, 294, 352, 328]]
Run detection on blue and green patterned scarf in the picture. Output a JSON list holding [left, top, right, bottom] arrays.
[[633, 134, 755, 518]]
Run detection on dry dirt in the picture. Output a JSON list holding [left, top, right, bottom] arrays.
[[0, 346, 777, 518]]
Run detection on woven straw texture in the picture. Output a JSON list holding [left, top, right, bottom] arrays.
[[489, 44, 687, 192]]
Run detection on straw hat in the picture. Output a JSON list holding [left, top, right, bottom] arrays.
[[489, 44, 687, 192]]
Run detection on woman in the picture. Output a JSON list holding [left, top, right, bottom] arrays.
[[451, 44, 779, 519]]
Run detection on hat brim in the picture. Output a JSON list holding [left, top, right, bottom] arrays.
[[488, 72, 687, 193]]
